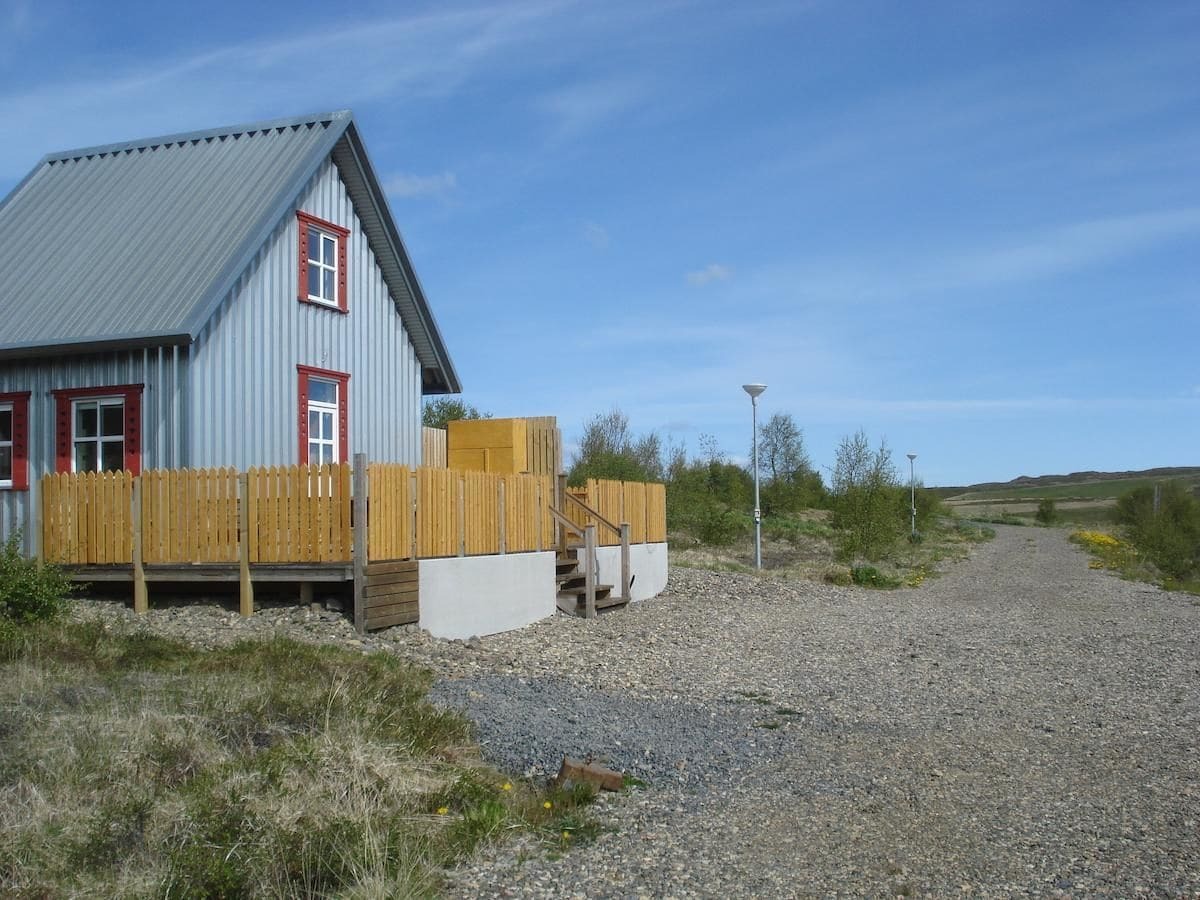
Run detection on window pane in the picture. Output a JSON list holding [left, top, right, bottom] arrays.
[[0, 409, 10, 442], [101, 441, 125, 472], [322, 235, 336, 266], [307, 227, 321, 263], [0, 446, 11, 481], [323, 412, 336, 440], [309, 441, 321, 463], [76, 402, 98, 438], [309, 410, 320, 435], [308, 263, 322, 299], [101, 403, 124, 437], [310, 380, 336, 405], [75, 441, 97, 472], [322, 269, 335, 301]]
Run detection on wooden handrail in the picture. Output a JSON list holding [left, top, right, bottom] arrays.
[[563, 491, 620, 536], [547, 506, 585, 539]]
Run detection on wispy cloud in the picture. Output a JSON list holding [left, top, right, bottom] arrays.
[[385, 171, 458, 198], [0, 1, 573, 179], [536, 76, 648, 142], [686, 263, 732, 286], [582, 220, 609, 249]]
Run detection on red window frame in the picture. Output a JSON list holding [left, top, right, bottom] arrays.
[[0, 391, 31, 491], [297, 365, 349, 465], [297, 211, 350, 313], [52, 384, 143, 475]]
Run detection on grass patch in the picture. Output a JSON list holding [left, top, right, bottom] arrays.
[[953, 474, 1200, 502], [0, 620, 596, 897]]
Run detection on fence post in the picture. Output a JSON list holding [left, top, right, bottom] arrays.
[[535, 477, 544, 552], [584, 523, 597, 619], [457, 473, 465, 558], [352, 453, 368, 634], [238, 472, 253, 617], [498, 478, 506, 555], [620, 522, 631, 602], [132, 477, 148, 614], [555, 472, 566, 552], [410, 470, 418, 560]]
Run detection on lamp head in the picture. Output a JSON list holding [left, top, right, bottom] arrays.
[[906, 453, 917, 462], [742, 383, 767, 399]]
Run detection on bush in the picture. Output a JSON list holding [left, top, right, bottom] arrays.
[[0, 531, 73, 624], [1115, 482, 1200, 579], [1035, 498, 1057, 524]]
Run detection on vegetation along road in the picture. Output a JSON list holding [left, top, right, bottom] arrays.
[[440, 525, 1200, 897]]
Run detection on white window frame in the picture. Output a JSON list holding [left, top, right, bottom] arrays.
[[72, 396, 125, 473], [306, 225, 340, 308], [307, 379, 339, 465], [0, 402, 12, 489]]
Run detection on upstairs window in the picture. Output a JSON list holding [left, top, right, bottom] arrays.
[[297, 212, 349, 312], [297, 366, 349, 465], [0, 392, 30, 491], [53, 385, 142, 475]]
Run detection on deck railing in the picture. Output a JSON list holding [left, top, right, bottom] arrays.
[[39, 462, 665, 568]]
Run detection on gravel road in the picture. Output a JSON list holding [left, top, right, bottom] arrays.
[[69, 526, 1199, 897], [433, 526, 1200, 898]]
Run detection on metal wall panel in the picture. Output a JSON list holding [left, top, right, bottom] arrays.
[[0, 347, 188, 554], [188, 159, 422, 469]]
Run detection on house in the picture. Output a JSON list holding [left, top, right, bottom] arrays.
[[0, 111, 460, 553]]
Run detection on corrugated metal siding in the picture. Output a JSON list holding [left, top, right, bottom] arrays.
[[0, 347, 188, 554], [189, 159, 421, 469], [0, 120, 335, 348]]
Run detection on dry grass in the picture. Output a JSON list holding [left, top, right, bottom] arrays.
[[0, 621, 597, 898]]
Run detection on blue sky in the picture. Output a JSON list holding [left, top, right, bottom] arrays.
[[1, 0, 1197, 486]]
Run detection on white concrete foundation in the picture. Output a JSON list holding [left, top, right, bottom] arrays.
[[592, 542, 669, 602], [418, 551, 556, 639]]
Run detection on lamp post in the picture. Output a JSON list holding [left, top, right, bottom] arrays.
[[742, 383, 767, 569], [906, 452, 917, 540]]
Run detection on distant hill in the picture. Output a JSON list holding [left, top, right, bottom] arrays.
[[938, 467, 1200, 502]]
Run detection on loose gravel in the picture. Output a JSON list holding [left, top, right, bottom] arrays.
[[69, 526, 1200, 897]]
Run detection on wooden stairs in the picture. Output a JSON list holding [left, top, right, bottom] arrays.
[[555, 546, 628, 617]]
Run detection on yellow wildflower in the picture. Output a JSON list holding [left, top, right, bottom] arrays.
[[436, 806, 449, 816], [543, 801, 553, 810], [501, 782, 512, 791]]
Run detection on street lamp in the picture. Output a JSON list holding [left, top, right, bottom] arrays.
[[906, 453, 917, 540], [742, 383, 767, 569]]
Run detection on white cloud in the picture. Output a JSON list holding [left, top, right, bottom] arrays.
[[686, 263, 732, 286], [385, 171, 458, 198]]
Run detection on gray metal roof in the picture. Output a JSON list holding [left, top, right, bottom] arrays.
[[0, 110, 460, 393]]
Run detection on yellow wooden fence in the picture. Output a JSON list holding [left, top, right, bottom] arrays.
[[368, 464, 553, 560], [41, 465, 665, 566], [564, 479, 667, 546], [41, 470, 135, 565]]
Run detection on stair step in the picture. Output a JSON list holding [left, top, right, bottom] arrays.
[[556, 594, 630, 616], [556, 583, 614, 598]]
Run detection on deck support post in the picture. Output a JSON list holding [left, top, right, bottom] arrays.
[[619, 522, 631, 603], [584, 523, 597, 619], [238, 472, 253, 617], [132, 477, 148, 614], [352, 453, 368, 634]]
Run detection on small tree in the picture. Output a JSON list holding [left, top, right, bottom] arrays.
[[753, 412, 823, 515], [829, 430, 904, 560], [422, 398, 489, 430], [568, 409, 664, 484], [1035, 498, 1057, 524]]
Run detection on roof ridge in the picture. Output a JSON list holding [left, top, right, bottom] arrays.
[[43, 109, 353, 163]]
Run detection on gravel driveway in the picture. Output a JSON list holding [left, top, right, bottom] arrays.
[[434, 526, 1200, 898]]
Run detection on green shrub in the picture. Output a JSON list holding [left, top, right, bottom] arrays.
[[0, 532, 74, 624], [850, 565, 901, 588], [1035, 498, 1057, 524], [1115, 482, 1200, 579]]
